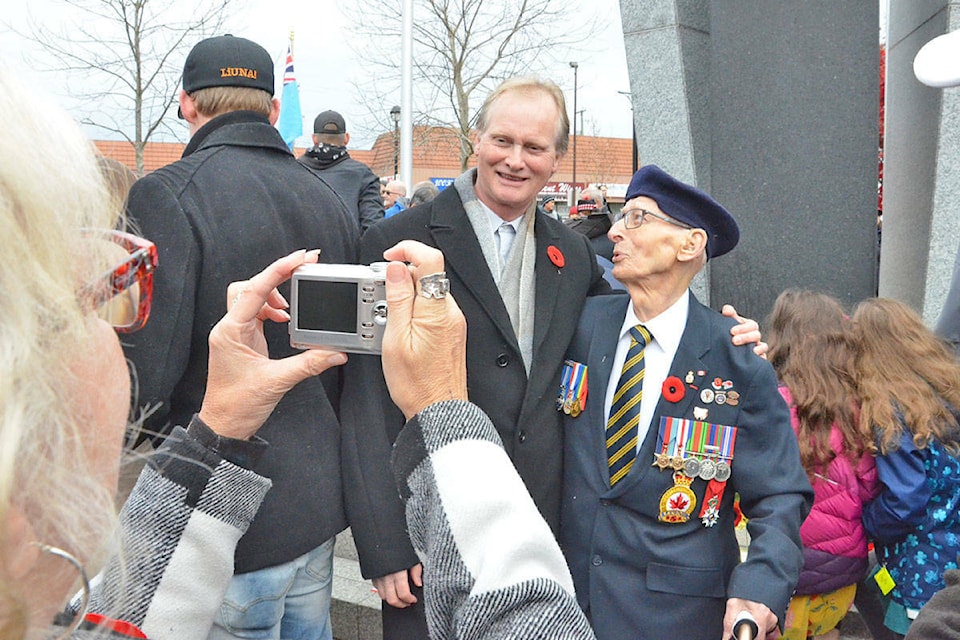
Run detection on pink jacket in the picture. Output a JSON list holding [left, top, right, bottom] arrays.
[[779, 386, 880, 594]]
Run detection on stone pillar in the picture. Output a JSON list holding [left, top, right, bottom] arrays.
[[883, 0, 960, 325], [619, 0, 713, 302], [620, 1, 880, 320]]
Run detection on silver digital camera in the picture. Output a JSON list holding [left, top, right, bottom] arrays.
[[289, 263, 388, 354]]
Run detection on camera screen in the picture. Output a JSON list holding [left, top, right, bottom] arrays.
[[296, 280, 358, 334]]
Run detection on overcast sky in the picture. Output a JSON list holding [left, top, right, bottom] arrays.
[[0, 0, 633, 150]]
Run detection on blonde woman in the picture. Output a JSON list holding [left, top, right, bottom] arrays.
[[0, 61, 358, 638]]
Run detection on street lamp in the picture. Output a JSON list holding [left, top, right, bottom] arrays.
[[569, 62, 578, 204], [390, 105, 401, 178]]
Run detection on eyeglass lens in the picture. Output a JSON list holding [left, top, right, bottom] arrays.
[[614, 209, 642, 228], [92, 238, 141, 330], [97, 282, 141, 329], [87, 231, 156, 332]]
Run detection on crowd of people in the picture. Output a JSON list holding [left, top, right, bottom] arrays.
[[4, 26, 960, 640]]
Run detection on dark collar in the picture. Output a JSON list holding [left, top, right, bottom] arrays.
[[182, 110, 275, 158], [303, 143, 350, 168]]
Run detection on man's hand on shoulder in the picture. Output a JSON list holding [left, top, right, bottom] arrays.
[[722, 304, 768, 359]]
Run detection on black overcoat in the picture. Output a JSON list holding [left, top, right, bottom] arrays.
[[341, 183, 609, 580]]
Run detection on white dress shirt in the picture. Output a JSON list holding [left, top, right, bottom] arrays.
[[603, 293, 690, 452]]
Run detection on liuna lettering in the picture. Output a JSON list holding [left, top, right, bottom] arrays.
[[220, 67, 257, 79]]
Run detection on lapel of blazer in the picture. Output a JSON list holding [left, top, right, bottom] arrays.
[[428, 192, 518, 349], [532, 215, 562, 358], [615, 291, 714, 494], [514, 215, 570, 410], [587, 295, 631, 488], [654, 293, 714, 415]]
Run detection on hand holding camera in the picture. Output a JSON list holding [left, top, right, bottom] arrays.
[[200, 249, 348, 440], [203, 240, 467, 438], [379, 240, 467, 420]]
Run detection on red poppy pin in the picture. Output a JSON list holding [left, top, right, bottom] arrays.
[[662, 376, 685, 403], [547, 245, 565, 268]]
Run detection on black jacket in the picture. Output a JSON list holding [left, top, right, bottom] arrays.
[[566, 212, 615, 259], [299, 147, 384, 233], [340, 183, 610, 579], [123, 111, 360, 573]]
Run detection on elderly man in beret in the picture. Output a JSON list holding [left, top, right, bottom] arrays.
[[559, 165, 812, 640]]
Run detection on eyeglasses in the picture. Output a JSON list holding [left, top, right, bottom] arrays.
[[382, 190, 400, 197], [611, 207, 693, 231], [80, 230, 158, 332]]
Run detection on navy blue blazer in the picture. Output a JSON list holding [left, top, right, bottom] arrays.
[[560, 292, 812, 640]]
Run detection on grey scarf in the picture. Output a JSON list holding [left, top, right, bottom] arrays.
[[455, 169, 537, 372]]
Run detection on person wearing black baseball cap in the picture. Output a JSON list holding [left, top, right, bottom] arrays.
[[299, 109, 384, 233], [560, 164, 811, 640], [177, 34, 275, 125], [122, 34, 362, 640]]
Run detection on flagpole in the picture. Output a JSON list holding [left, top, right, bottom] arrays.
[[400, 0, 413, 191], [277, 29, 303, 151]]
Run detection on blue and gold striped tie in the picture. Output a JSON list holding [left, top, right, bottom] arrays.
[[607, 324, 651, 486]]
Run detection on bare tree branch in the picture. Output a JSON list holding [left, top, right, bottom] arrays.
[[10, 0, 234, 175], [345, 0, 598, 170]]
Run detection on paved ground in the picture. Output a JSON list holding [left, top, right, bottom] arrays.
[[840, 612, 880, 639], [332, 528, 886, 639], [332, 531, 382, 640]]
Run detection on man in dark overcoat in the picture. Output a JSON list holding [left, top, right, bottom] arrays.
[[340, 80, 765, 639], [340, 76, 608, 639], [299, 109, 384, 233], [123, 35, 360, 640]]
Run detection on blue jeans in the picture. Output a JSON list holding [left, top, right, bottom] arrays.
[[208, 538, 335, 640]]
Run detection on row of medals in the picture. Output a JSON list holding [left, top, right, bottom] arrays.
[[652, 452, 731, 482], [561, 396, 582, 417]]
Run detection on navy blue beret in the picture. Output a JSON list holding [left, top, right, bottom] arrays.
[[625, 164, 739, 259]]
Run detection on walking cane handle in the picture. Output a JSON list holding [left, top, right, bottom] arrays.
[[732, 610, 759, 640]]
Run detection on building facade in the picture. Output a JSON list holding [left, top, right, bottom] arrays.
[[95, 126, 636, 213]]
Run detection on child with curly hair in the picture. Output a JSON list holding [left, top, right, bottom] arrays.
[[767, 290, 879, 640], [853, 297, 960, 637]]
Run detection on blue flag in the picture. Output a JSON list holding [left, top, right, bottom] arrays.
[[277, 45, 302, 151]]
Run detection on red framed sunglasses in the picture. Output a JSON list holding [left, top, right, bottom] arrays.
[[81, 230, 158, 332]]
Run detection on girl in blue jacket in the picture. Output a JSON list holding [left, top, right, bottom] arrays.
[[853, 297, 960, 637]]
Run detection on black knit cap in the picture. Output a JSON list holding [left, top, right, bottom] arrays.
[[182, 35, 274, 96]]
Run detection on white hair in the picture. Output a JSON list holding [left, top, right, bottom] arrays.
[[0, 66, 120, 637]]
